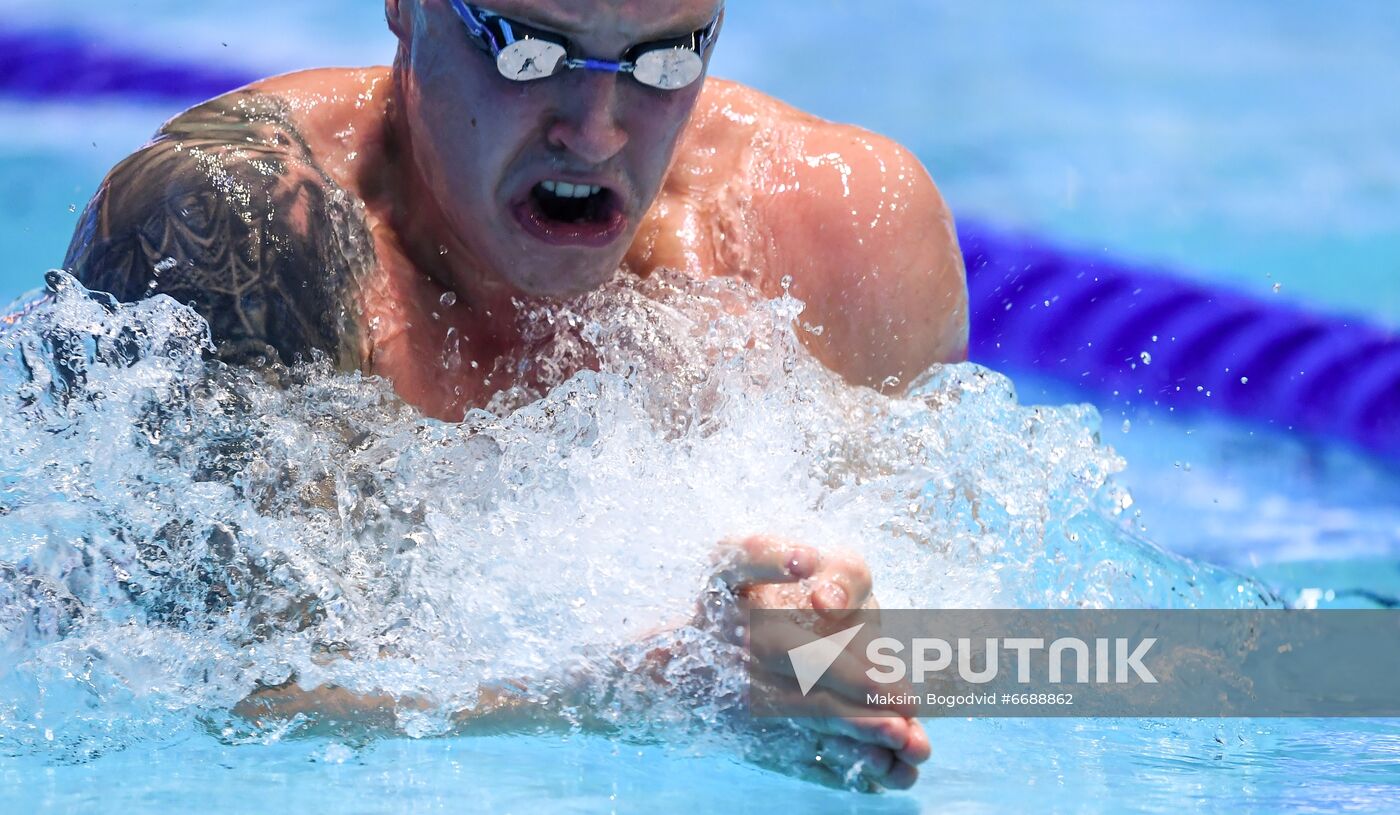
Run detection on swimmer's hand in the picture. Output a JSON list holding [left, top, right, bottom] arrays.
[[699, 535, 931, 791], [230, 536, 930, 793]]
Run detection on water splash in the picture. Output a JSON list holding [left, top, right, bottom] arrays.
[[0, 270, 1272, 761]]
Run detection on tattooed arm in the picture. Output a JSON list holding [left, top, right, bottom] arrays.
[[63, 91, 373, 370]]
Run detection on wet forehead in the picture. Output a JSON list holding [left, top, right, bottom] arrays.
[[483, 0, 722, 40]]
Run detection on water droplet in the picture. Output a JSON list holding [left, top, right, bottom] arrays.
[[441, 327, 462, 370], [779, 274, 793, 292], [67, 204, 77, 213], [440, 291, 458, 307], [1272, 283, 1282, 293], [1239, 376, 1248, 385], [438, 245, 450, 256], [1151, 335, 1159, 343], [1121, 419, 1131, 433], [1139, 351, 1152, 365], [881, 375, 901, 390]]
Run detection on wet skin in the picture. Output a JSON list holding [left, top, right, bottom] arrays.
[[65, 0, 964, 791]]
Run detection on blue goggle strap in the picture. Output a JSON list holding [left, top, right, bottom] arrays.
[[451, 0, 504, 52]]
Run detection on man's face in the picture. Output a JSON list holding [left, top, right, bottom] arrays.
[[391, 0, 723, 298]]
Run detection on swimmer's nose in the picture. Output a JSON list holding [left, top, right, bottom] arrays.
[[546, 72, 629, 165]]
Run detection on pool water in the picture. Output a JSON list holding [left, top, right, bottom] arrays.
[[2, 1, 1398, 812], [7, 718, 1398, 815]]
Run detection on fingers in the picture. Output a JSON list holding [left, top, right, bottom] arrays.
[[881, 758, 920, 790], [749, 622, 901, 712], [810, 549, 873, 619], [713, 539, 873, 615], [745, 714, 929, 793], [713, 535, 819, 591], [815, 734, 894, 782], [897, 718, 932, 765], [740, 581, 811, 613], [756, 683, 931, 763], [809, 733, 920, 791], [749, 618, 917, 716], [808, 715, 913, 753], [752, 670, 918, 720]]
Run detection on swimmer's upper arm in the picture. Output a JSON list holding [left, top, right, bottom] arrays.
[[63, 92, 370, 369], [760, 125, 968, 391]]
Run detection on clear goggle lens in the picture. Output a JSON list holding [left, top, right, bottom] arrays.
[[631, 47, 705, 90], [496, 39, 569, 82]]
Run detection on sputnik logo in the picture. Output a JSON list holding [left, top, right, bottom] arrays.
[[787, 623, 865, 696]]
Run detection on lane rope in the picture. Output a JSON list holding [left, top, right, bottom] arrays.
[[0, 28, 255, 102], [961, 221, 1399, 459]]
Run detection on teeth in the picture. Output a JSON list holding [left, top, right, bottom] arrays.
[[539, 180, 602, 199]]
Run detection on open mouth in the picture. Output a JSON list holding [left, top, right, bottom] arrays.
[[514, 180, 628, 248]]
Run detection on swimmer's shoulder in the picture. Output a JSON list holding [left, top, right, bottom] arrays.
[[689, 79, 969, 383], [64, 71, 387, 370]]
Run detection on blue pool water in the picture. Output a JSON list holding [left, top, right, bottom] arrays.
[[2, 1, 1398, 812]]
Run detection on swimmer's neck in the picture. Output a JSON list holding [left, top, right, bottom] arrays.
[[374, 81, 528, 355]]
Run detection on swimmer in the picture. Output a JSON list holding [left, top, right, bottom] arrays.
[[64, 1, 963, 791]]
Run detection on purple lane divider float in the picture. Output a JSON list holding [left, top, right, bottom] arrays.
[[1, 27, 1395, 459], [0, 28, 256, 103], [960, 220, 1399, 460]]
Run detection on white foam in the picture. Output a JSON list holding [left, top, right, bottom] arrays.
[[0, 270, 1274, 759]]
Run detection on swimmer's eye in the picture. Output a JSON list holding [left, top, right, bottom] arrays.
[[450, 1, 722, 91]]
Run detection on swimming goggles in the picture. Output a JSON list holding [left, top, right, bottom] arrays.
[[449, 0, 722, 90]]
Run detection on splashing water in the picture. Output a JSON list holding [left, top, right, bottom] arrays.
[[0, 270, 1273, 763]]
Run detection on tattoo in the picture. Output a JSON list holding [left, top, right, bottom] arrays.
[[63, 91, 374, 369]]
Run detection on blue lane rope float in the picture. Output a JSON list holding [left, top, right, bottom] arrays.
[[0, 29, 256, 103], [960, 220, 1399, 460], [0, 27, 1395, 459]]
